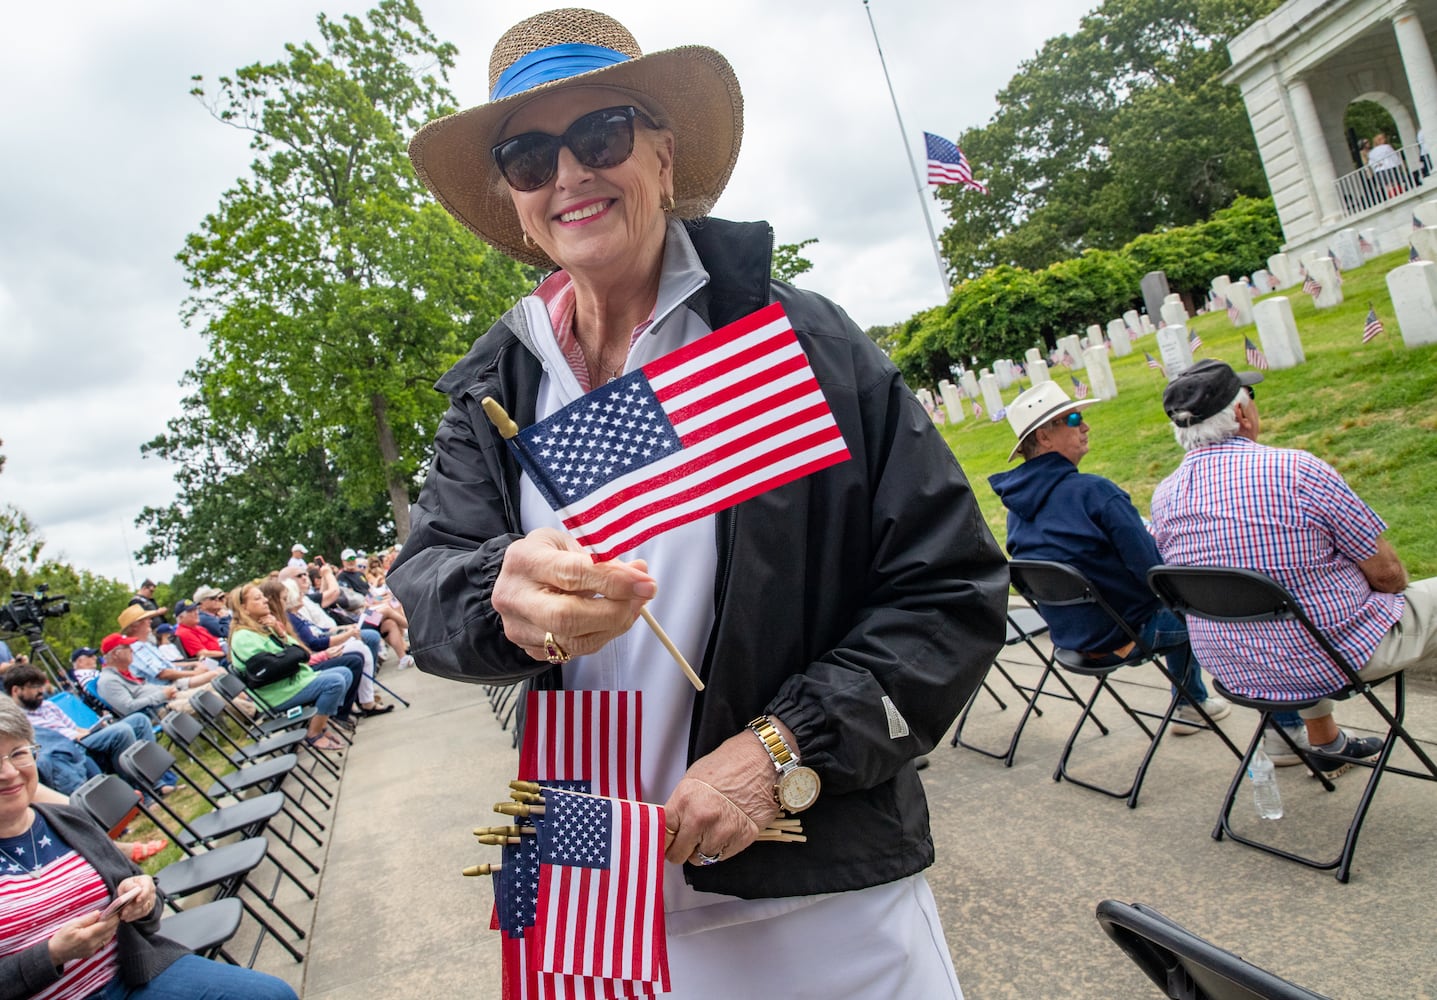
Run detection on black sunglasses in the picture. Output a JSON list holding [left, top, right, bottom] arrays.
[[1244, 385, 1257, 400], [493, 106, 657, 192]]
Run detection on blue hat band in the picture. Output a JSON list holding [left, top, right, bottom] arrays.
[[490, 43, 632, 102]]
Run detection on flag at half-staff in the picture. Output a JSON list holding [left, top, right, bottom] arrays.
[[923, 132, 988, 193]]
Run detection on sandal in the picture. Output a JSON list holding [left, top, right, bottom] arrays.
[[126, 838, 168, 862], [305, 734, 346, 753]]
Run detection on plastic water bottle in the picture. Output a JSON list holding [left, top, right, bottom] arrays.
[[1248, 748, 1283, 820]]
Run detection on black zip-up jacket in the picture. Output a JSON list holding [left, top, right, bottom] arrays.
[[390, 218, 1008, 898]]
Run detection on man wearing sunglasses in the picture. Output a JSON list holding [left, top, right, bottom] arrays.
[[989, 381, 1231, 734]]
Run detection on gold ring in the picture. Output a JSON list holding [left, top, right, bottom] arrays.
[[543, 632, 571, 665]]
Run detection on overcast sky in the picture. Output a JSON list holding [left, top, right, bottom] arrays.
[[0, 0, 1095, 585]]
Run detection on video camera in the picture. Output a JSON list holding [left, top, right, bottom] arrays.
[[0, 584, 72, 636]]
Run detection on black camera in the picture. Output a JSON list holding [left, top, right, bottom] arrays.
[[0, 584, 71, 635]]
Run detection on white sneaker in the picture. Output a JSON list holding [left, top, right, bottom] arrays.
[[1263, 723, 1311, 767], [397, 654, 415, 671], [1170, 696, 1232, 736]]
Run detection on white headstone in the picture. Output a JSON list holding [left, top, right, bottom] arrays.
[[916, 387, 935, 409], [939, 379, 965, 423], [1251, 270, 1272, 295], [1086, 324, 1103, 345], [1300, 249, 1323, 269], [1058, 334, 1085, 369], [1027, 358, 1051, 385], [1122, 309, 1140, 333], [978, 372, 1004, 420], [1309, 257, 1343, 308], [1411, 227, 1437, 262], [1226, 283, 1255, 326], [1253, 297, 1306, 369], [1332, 230, 1364, 272], [994, 359, 1015, 389], [1025, 347, 1043, 366], [1163, 293, 1183, 307], [1419, 199, 1437, 229], [1106, 319, 1132, 357], [1267, 253, 1295, 288], [1387, 261, 1437, 347], [1211, 275, 1232, 300], [1160, 300, 1189, 328], [960, 370, 979, 401], [1156, 324, 1195, 379], [1140, 315, 1155, 334], [1358, 229, 1381, 258], [1082, 345, 1118, 400]]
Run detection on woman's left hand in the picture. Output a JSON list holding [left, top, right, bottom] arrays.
[[114, 875, 156, 923], [663, 729, 783, 866]]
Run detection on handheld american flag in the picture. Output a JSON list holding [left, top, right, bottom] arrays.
[[503, 303, 849, 563], [923, 132, 988, 192], [1244, 337, 1269, 371], [519, 690, 643, 800], [534, 790, 669, 989]]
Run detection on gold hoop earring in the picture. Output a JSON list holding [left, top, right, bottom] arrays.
[[662, 194, 676, 213], [521, 232, 535, 249]]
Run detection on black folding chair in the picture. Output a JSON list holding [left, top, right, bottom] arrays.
[[159, 897, 245, 964], [1008, 560, 1241, 807], [70, 774, 306, 966], [211, 670, 318, 737], [951, 606, 1098, 766], [189, 688, 343, 784], [1096, 900, 1330, 999], [1148, 565, 1437, 881]]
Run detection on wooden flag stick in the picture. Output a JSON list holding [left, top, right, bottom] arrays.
[[481, 396, 704, 692]]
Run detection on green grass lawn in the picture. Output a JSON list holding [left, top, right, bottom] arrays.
[[936, 247, 1437, 577]]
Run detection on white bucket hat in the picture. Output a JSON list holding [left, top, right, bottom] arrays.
[[1004, 382, 1096, 462]]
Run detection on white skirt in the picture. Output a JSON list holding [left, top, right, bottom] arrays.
[[663, 874, 962, 1000]]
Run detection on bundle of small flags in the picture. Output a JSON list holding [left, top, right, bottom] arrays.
[[1244, 337, 1269, 371], [1363, 307, 1385, 344], [1070, 375, 1089, 399]]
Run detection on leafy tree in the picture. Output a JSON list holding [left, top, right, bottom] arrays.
[[156, 0, 534, 578], [936, 0, 1278, 277], [772, 238, 818, 283]]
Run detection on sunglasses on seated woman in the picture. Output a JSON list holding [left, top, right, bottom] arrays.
[[493, 105, 659, 192]]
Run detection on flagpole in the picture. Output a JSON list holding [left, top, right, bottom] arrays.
[[862, 0, 952, 298]]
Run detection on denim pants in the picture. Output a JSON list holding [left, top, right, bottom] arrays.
[[1086, 609, 1210, 706], [94, 953, 297, 1000], [272, 667, 350, 718], [79, 713, 177, 786]]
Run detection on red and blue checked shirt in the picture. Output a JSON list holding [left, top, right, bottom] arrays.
[[1151, 437, 1403, 700]]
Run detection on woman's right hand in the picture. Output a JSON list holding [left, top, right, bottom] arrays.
[[48, 911, 120, 966], [493, 528, 657, 662]]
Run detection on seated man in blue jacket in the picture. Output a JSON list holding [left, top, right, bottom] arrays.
[[988, 382, 1231, 736]]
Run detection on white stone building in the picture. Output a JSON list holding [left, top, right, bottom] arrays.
[[1225, 0, 1437, 256]]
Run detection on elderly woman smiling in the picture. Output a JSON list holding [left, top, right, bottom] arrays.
[[389, 8, 1007, 996], [0, 696, 296, 1000]]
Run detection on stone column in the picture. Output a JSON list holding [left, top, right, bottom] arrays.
[[1393, 5, 1437, 152], [1285, 77, 1342, 222]]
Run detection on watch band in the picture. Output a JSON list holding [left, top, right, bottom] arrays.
[[747, 715, 798, 772]]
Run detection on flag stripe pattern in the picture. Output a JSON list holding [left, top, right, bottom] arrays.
[[1070, 375, 1089, 399], [1363, 308, 1385, 344], [519, 691, 642, 801], [923, 132, 988, 192], [509, 303, 850, 562], [1244, 337, 1270, 371], [535, 790, 669, 988]]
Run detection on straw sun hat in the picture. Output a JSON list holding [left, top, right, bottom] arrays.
[[409, 8, 744, 269]]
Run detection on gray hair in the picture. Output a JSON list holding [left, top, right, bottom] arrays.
[[0, 695, 35, 744], [1173, 389, 1245, 451]]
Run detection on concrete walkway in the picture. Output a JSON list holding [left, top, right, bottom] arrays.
[[245, 637, 1437, 998]]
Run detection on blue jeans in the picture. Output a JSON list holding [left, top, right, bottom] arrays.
[[80, 713, 178, 786], [35, 727, 101, 794], [94, 953, 297, 1000], [1086, 609, 1210, 706], [359, 627, 384, 668], [272, 667, 349, 718]]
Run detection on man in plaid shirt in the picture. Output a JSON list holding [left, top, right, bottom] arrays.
[[1152, 361, 1437, 775]]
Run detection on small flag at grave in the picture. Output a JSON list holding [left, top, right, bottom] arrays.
[[923, 133, 988, 193], [1267, 272, 1280, 290], [1060, 351, 1075, 367], [1358, 233, 1375, 255], [1362, 307, 1385, 344], [1144, 351, 1165, 377], [1415, 213, 1425, 231], [1189, 329, 1204, 351], [1301, 268, 1322, 301], [972, 400, 983, 417], [1224, 296, 1239, 324], [1326, 248, 1341, 274], [1244, 337, 1269, 371], [1127, 324, 1139, 341], [1070, 375, 1089, 399], [1412, 244, 1422, 262]]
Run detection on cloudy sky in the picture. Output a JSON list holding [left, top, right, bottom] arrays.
[[0, 0, 1095, 585]]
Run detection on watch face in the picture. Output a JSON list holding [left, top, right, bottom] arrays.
[[779, 766, 821, 812]]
